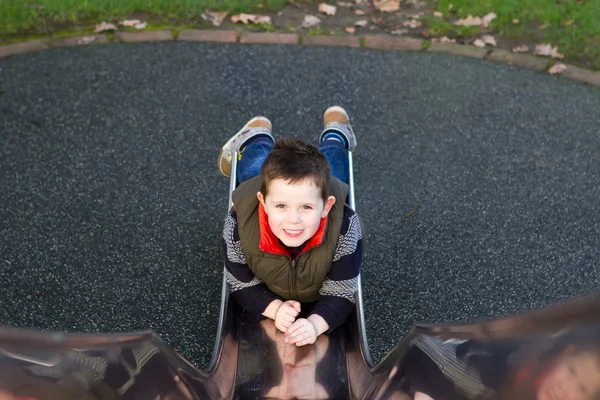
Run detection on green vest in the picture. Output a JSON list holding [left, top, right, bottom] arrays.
[[232, 176, 349, 302]]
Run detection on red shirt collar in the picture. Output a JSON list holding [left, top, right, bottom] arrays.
[[258, 204, 327, 257]]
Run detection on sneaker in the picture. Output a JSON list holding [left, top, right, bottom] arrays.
[[319, 106, 357, 151], [218, 116, 273, 177]]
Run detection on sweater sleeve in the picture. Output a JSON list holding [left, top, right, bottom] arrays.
[[310, 206, 363, 332], [222, 208, 281, 318]]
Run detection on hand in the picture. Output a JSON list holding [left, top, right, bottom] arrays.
[[285, 318, 318, 346], [274, 300, 301, 333]]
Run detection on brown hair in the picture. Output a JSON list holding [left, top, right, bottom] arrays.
[[259, 138, 331, 202]]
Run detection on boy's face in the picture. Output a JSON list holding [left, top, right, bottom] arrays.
[[536, 352, 600, 400], [257, 178, 336, 248]]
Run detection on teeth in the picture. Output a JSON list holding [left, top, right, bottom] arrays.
[[285, 229, 302, 234]]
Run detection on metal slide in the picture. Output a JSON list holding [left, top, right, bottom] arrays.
[[2, 151, 600, 399]]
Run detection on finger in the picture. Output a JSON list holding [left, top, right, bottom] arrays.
[[287, 329, 311, 344], [285, 321, 304, 336], [290, 301, 301, 313], [283, 308, 299, 317]]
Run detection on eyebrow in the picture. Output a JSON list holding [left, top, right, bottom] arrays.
[[271, 200, 317, 206]]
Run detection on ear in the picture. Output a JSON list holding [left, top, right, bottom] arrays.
[[257, 191, 268, 214], [321, 196, 336, 218]]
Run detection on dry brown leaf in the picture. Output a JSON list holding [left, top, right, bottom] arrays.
[[302, 15, 322, 28], [94, 22, 117, 33], [345, 26, 356, 33], [512, 18, 519, 24], [373, 0, 400, 13], [432, 36, 456, 43], [455, 15, 482, 26], [231, 13, 255, 24], [391, 28, 408, 35], [355, 19, 368, 27], [548, 63, 567, 75], [482, 12, 497, 27], [355, 9, 366, 15], [231, 13, 271, 25], [134, 21, 147, 29], [473, 38, 486, 48], [337, 1, 353, 6], [433, 11, 443, 17], [201, 10, 228, 26], [481, 34, 497, 46], [402, 19, 421, 28], [319, 3, 337, 15], [534, 43, 564, 59], [372, 16, 382, 23], [565, 19, 574, 26], [512, 45, 529, 53], [120, 19, 141, 27]]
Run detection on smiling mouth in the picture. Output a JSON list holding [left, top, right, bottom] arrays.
[[284, 229, 303, 237]]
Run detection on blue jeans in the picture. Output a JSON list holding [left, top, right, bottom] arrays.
[[237, 137, 349, 186]]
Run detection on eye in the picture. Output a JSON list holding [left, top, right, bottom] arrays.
[[275, 204, 286, 209], [302, 205, 313, 210]]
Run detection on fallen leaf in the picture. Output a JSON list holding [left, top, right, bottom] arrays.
[[473, 38, 486, 48], [512, 45, 529, 53], [231, 13, 271, 25], [372, 16, 383, 23], [481, 34, 497, 46], [302, 14, 322, 28], [201, 10, 228, 26], [420, 30, 431, 38], [134, 21, 147, 29], [255, 15, 272, 24], [402, 19, 422, 28], [432, 36, 456, 43], [120, 19, 141, 27], [455, 15, 482, 27], [482, 11, 497, 27], [373, 0, 400, 13], [94, 22, 117, 33], [548, 63, 567, 75], [433, 11, 443, 17], [231, 13, 255, 24], [565, 19, 574, 26], [77, 36, 96, 45], [337, 1, 353, 6], [512, 18, 519, 23], [355, 9, 366, 15], [391, 28, 408, 35], [355, 19, 368, 27], [345, 26, 356, 33], [534, 43, 564, 59], [319, 3, 337, 15], [448, 3, 453, 9]]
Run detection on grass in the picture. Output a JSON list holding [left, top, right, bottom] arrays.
[[427, 0, 600, 68], [0, 0, 289, 35]]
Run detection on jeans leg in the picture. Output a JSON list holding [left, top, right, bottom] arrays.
[[319, 138, 349, 185], [236, 136, 274, 185]]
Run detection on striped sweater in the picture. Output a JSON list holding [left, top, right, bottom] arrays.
[[222, 204, 363, 332]]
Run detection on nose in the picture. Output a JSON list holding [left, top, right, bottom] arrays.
[[288, 210, 301, 224]]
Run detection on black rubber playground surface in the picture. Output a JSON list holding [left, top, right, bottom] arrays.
[[1, 42, 599, 368]]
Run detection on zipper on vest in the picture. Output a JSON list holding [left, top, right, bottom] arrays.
[[290, 257, 297, 299]]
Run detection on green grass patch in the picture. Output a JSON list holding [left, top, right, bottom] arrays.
[[306, 27, 328, 36], [0, 0, 290, 35], [431, 0, 600, 68]]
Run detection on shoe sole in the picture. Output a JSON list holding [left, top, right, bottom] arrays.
[[323, 106, 357, 152], [324, 106, 349, 123], [218, 116, 271, 177]]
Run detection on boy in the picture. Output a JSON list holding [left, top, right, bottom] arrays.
[[219, 106, 363, 347]]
